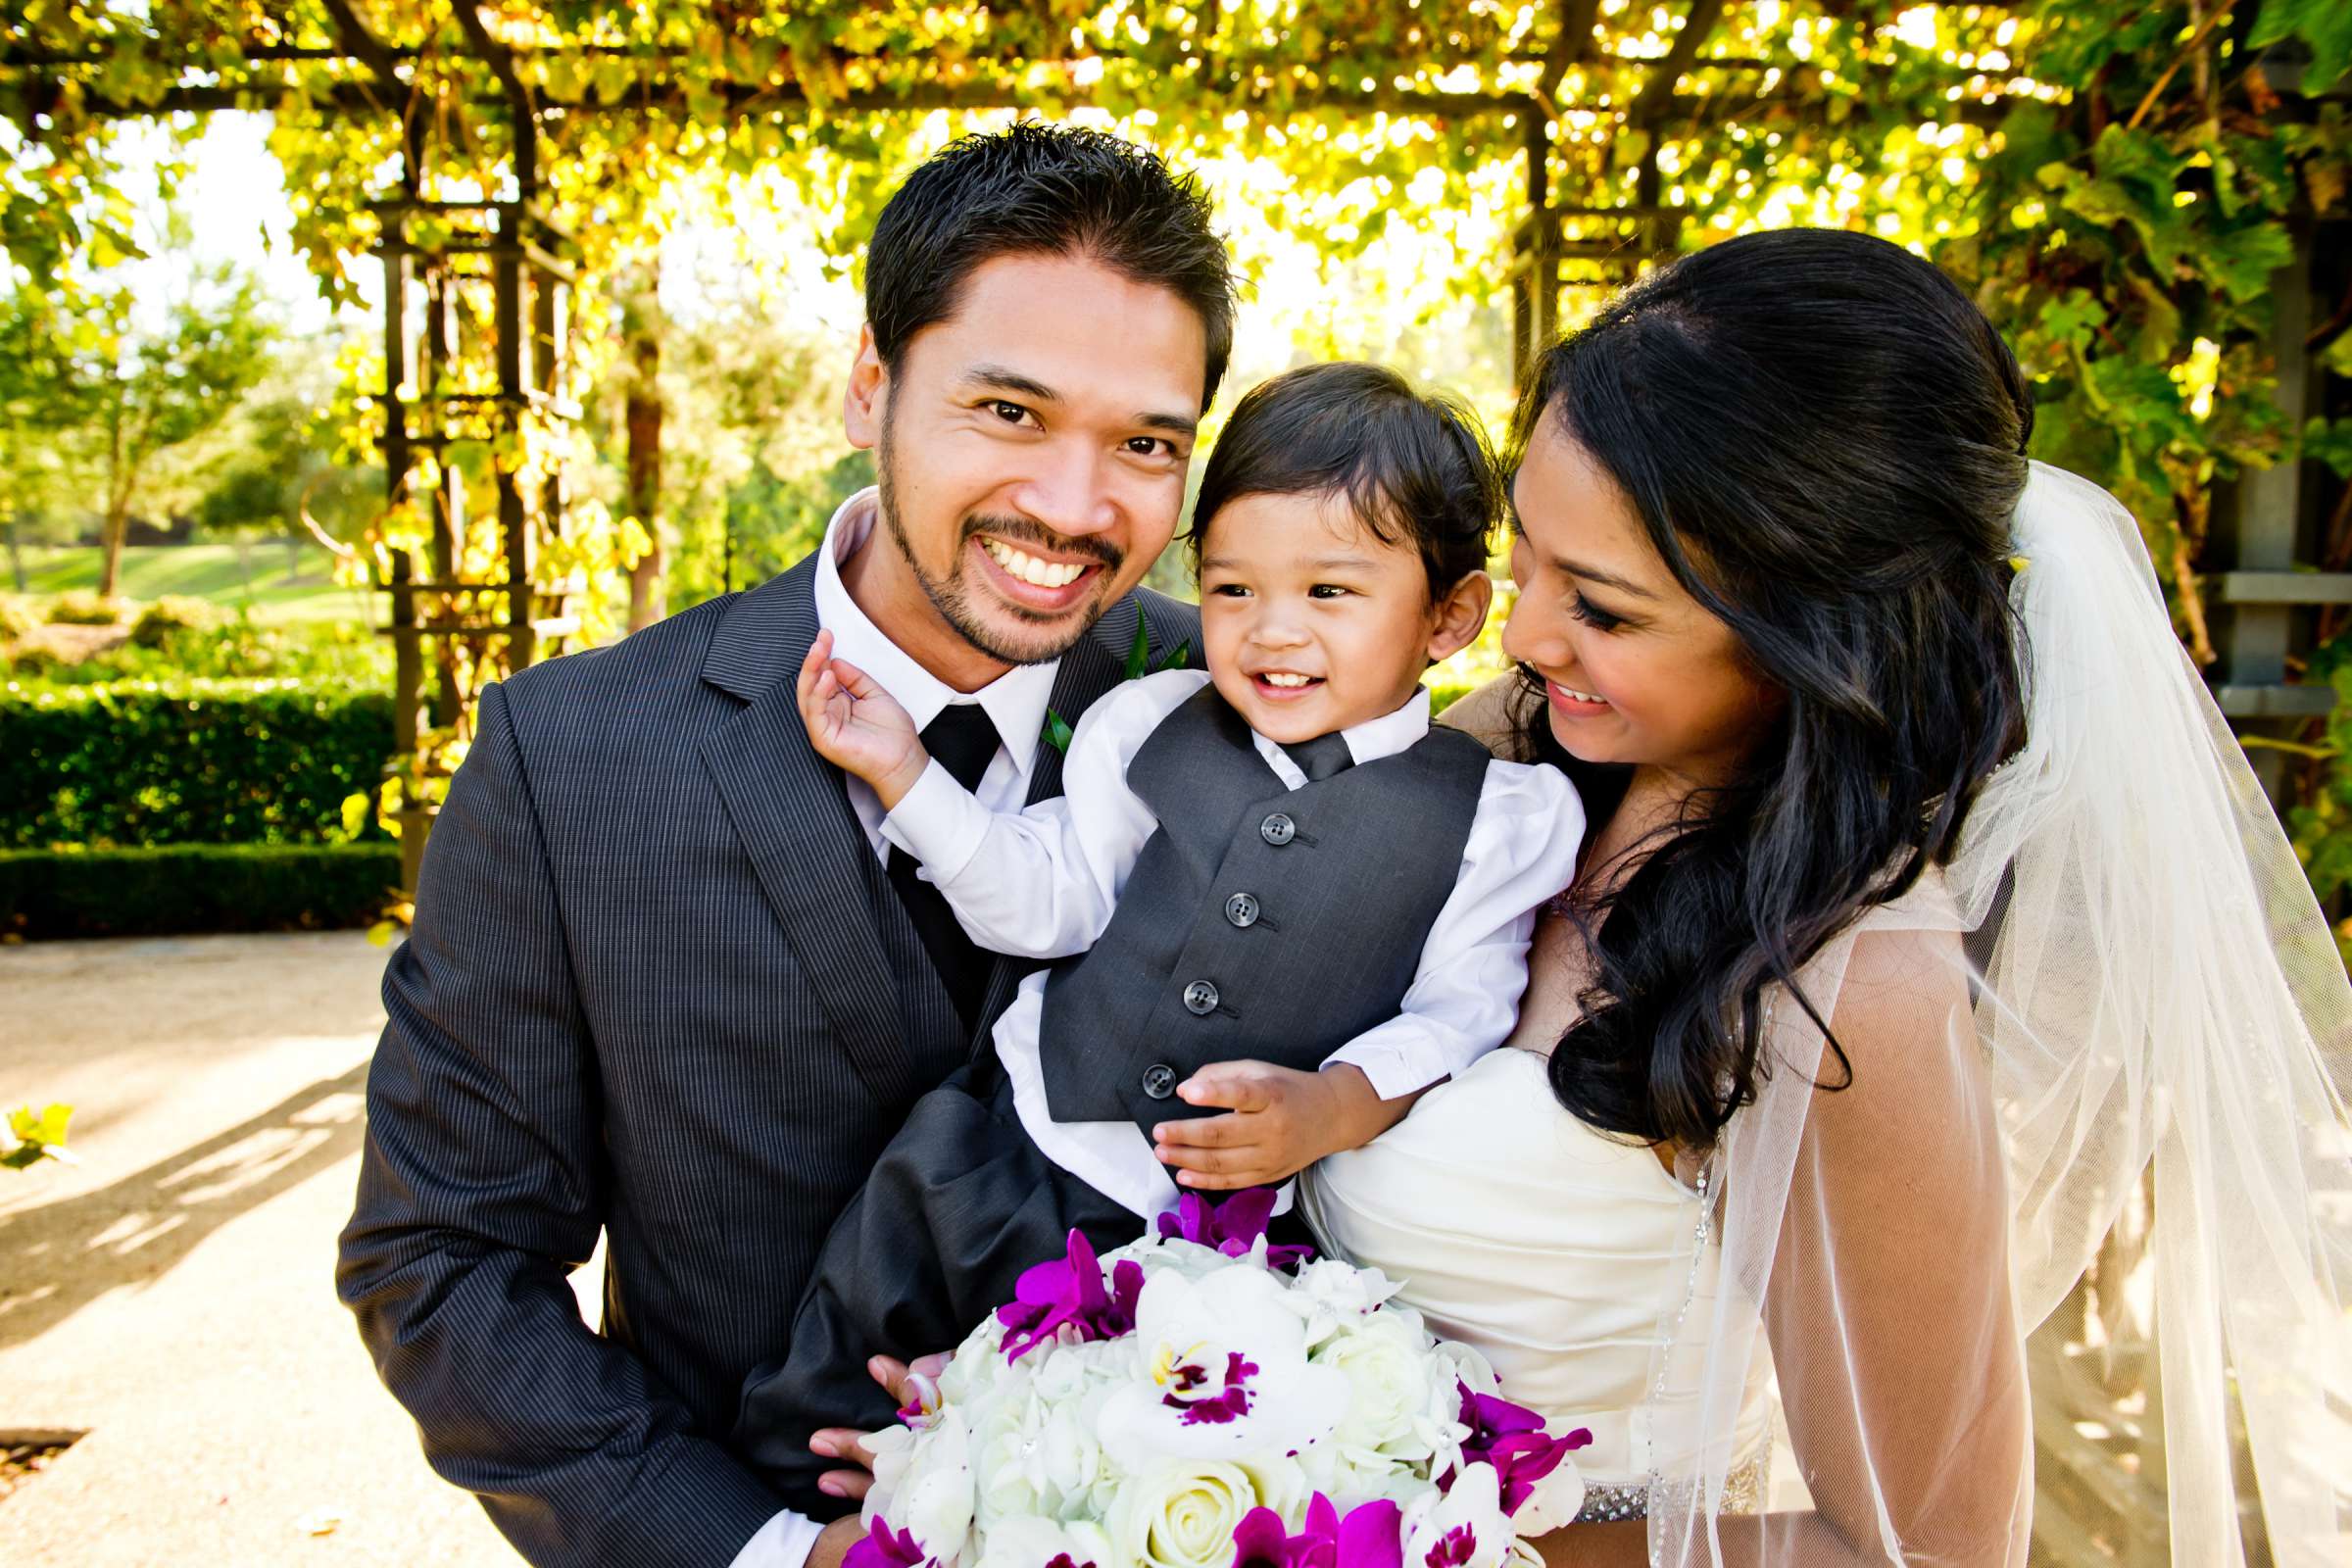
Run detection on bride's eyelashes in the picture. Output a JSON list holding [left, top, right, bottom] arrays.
[[1569, 591, 1630, 632]]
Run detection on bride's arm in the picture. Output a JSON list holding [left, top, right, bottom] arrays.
[[1532, 926, 2031, 1567]]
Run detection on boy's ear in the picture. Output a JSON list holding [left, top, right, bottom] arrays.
[[1426, 569, 1494, 663]]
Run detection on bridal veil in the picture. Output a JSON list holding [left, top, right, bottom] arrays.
[[1648, 462, 2352, 1564]]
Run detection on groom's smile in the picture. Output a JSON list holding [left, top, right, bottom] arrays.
[[968, 522, 1118, 616]]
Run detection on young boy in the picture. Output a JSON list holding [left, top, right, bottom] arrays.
[[735, 362, 1584, 1509]]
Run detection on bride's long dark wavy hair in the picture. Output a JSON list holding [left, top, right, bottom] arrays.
[[1517, 228, 2034, 1152]]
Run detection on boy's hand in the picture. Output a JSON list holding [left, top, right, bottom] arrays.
[[1151, 1061, 1419, 1189], [797, 628, 928, 808]]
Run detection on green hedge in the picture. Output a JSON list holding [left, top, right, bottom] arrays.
[[0, 844, 401, 939], [1, 678, 394, 849]]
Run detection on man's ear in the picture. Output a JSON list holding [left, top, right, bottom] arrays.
[[844, 324, 887, 451], [1426, 569, 1494, 663]]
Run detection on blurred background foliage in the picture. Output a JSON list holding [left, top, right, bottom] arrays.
[[1, 0, 2348, 931]]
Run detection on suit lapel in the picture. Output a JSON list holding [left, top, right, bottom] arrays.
[[698, 560, 939, 1109]]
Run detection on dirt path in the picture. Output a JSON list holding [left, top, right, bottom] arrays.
[[0, 933, 562, 1564]]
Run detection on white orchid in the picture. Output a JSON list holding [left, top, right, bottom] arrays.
[[1098, 1261, 1351, 1468], [1399, 1460, 1513, 1568]]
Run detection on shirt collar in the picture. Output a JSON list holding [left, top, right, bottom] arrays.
[[811, 486, 1061, 779], [1247, 685, 1433, 782]]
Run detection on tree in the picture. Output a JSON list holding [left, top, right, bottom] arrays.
[[42, 268, 278, 598], [192, 344, 381, 585], [0, 291, 86, 592], [584, 256, 863, 615]]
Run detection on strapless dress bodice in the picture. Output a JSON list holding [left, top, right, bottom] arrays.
[[1298, 1046, 1773, 1510]]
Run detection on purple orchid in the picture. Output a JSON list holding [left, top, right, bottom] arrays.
[[1232, 1494, 1402, 1568], [1418, 1525, 1479, 1568], [843, 1518, 930, 1568], [1444, 1382, 1593, 1516], [1155, 1188, 1314, 1268], [995, 1229, 1144, 1363], [1160, 1349, 1261, 1425]]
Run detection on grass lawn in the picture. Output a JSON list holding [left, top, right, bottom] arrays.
[[11, 542, 376, 626]]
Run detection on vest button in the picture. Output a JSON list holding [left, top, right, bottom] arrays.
[[1182, 979, 1221, 1015], [1142, 1063, 1178, 1100], [1224, 892, 1260, 928], [1259, 811, 1297, 846]]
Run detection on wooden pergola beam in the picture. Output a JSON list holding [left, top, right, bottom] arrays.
[[1629, 0, 1732, 129], [1542, 0, 1604, 101], [5, 71, 2018, 129], [315, 0, 403, 84]]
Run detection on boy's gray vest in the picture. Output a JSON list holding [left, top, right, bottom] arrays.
[[1038, 684, 1493, 1138]]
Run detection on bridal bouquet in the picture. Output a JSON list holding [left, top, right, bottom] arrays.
[[848, 1192, 1591, 1568]]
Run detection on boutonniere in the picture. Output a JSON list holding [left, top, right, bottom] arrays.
[[1043, 613, 1191, 754]]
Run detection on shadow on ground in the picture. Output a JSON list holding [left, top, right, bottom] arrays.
[[0, 1062, 368, 1352]]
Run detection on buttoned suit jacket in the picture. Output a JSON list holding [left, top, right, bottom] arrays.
[[335, 553, 1199, 1567]]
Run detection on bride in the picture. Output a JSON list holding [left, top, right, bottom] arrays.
[[1296, 229, 2351, 1564]]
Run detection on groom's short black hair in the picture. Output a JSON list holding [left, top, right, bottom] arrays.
[[865, 122, 1238, 412], [1187, 362, 1502, 602]]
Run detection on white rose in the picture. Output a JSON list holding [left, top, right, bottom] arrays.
[[1108, 1461, 1263, 1568], [1314, 1308, 1444, 1462]]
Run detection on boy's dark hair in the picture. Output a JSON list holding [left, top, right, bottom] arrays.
[[865, 122, 1238, 411], [1187, 362, 1501, 600]]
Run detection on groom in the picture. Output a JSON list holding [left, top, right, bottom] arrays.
[[336, 124, 1232, 1568]]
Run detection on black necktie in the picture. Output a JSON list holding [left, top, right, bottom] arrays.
[[888, 704, 1001, 1032], [1282, 731, 1354, 783]]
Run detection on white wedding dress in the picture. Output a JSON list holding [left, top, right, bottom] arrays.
[[1298, 905, 1781, 1525]]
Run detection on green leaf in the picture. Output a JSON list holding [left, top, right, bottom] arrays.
[[1042, 709, 1075, 755], [2037, 289, 2108, 355], [2250, 0, 2352, 94], [1154, 639, 1192, 673], [1122, 612, 1152, 681], [2196, 222, 2295, 305], [2305, 417, 2352, 480]]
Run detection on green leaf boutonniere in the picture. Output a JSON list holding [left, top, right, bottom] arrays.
[[1042, 616, 1192, 755]]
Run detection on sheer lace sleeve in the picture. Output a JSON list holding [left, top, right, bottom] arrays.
[[1686, 923, 2031, 1565]]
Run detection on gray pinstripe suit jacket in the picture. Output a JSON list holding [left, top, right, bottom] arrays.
[[336, 553, 1199, 1566]]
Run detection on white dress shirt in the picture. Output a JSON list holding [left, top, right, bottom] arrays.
[[811, 487, 1063, 857], [883, 667, 1588, 1221], [732, 487, 1061, 1568]]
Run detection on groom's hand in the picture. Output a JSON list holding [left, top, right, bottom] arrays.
[[1152, 1062, 1419, 1188], [808, 1352, 956, 1501], [806, 1516, 868, 1568]]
